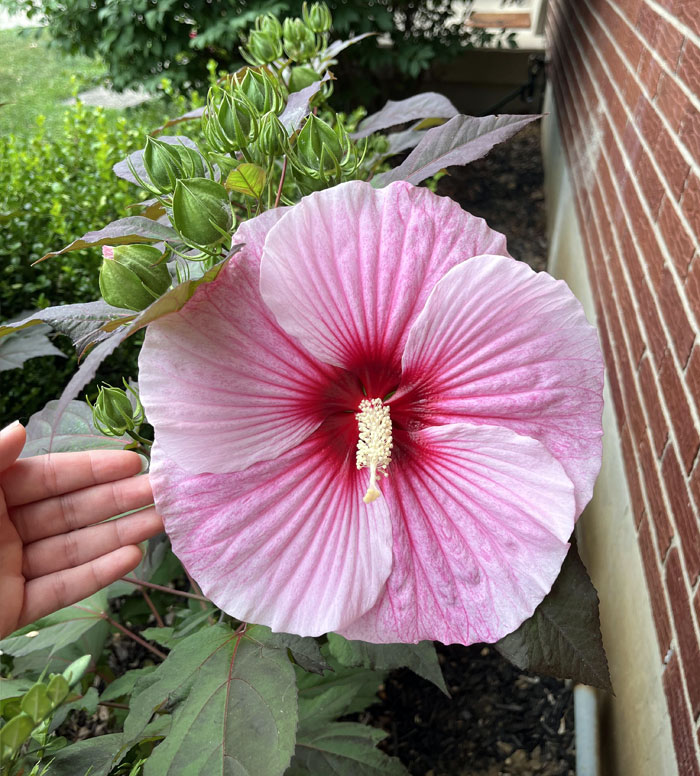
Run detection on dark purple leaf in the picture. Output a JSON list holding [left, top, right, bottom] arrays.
[[280, 73, 331, 131], [112, 135, 200, 186], [354, 92, 459, 139], [0, 324, 65, 372], [374, 113, 541, 187], [495, 546, 612, 690], [319, 33, 374, 63], [38, 217, 179, 262], [0, 301, 133, 354]]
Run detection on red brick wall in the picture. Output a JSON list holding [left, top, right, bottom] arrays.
[[547, 0, 700, 772]]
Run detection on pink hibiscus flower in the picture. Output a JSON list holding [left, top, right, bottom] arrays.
[[138, 180, 604, 644]]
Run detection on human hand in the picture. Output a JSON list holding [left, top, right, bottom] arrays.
[[0, 421, 163, 639]]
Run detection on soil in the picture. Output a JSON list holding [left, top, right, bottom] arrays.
[[363, 122, 577, 776]]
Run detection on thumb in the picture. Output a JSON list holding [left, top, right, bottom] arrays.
[[0, 422, 26, 472]]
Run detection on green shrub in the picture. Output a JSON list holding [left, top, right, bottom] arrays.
[[4, 0, 472, 97], [0, 94, 201, 425]]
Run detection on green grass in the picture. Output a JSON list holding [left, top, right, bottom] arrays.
[[0, 27, 108, 138]]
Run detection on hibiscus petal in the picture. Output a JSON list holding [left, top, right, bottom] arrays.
[[400, 254, 604, 514], [139, 210, 338, 474], [260, 180, 509, 373], [149, 435, 393, 636], [340, 423, 575, 645]]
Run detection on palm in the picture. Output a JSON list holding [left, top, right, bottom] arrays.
[[0, 423, 163, 639]]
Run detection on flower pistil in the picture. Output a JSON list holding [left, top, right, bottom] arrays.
[[356, 398, 393, 504]]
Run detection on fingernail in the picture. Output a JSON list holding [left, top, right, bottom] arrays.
[[138, 454, 150, 474], [0, 420, 22, 437]]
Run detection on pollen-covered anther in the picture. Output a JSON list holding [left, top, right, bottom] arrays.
[[356, 397, 393, 504]]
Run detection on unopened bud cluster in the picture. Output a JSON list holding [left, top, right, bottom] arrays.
[[90, 380, 145, 438]]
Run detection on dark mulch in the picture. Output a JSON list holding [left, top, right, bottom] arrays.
[[363, 122, 576, 776]]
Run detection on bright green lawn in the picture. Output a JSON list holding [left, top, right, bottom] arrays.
[[0, 27, 108, 138]]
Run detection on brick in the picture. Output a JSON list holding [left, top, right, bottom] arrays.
[[663, 651, 700, 776], [681, 174, 700, 238], [599, 321, 627, 425], [665, 547, 700, 717], [686, 344, 700, 404], [676, 0, 700, 39], [640, 436, 675, 555], [638, 356, 670, 455], [677, 38, 700, 94], [607, 249, 646, 364], [654, 127, 691, 200], [679, 103, 700, 168], [621, 421, 646, 521], [637, 150, 665, 216], [636, 3, 659, 43], [638, 49, 663, 95], [692, 458, 700, 512], [638, 513, 673, 656], [658, 268, 695, 365], [662, 445, 700, 583], [622, 186, 664, 287], [655, 19, 685, 70], [657, 197, 696, 278], [686, 255, 700, 328], [659, 352, 700, 472], [655, 73, 691, 133]]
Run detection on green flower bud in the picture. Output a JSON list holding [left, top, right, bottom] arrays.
[[172, 178, 234, 247], [233, 68, 285, 115], [296, 113, 344, 172], [302, 2, 332, 33], [99, 244, 171, 311], [258, 112, 288, 157], [283, 18, 317, 62], [90, 381, 145, 438], [141, 138, 206, 195], [204, 89, 258, 153], [255, 13, 283, 38], [288, 65, 321, 93], [242, 28, 283, 66]]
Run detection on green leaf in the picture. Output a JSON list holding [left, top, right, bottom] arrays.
[[46, 675, 70, 707], [20, 683, 53, 724], [43, 733, 126, 776], [100, 667, 157, 703], [287, 721, 409, 776], [37, 217, 178, 263], [496, 546, 612, 690], [247, 625, 330, 675], [296, 654, 384, 726], [0, 712, 35, 758], [225, 163, 266, 198], [0, 593, 108, 676], [327, 634, 448, 695], [20, 399, 130, 457], [123, 624, 298, 776]]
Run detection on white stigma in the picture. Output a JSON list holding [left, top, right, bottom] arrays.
[[356, 398, 393, 504]]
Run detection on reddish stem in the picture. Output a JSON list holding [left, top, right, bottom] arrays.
[[274, 156, 288, 208], [141, 587, 165, 628], [120, 575, 210, 603]]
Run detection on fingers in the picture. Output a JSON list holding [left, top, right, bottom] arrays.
[[22, 507, 164, 580], [17, 545, 145, 628], [11, 473, 155, 544], [0, 422, 26, 472], [1, 450, 144, 507]]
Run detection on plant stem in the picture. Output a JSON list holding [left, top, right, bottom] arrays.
[[99, 700, 130, 710], [121, 575, 210, 603], [140, 586, 165, 628], [274, 155, 288, 208]]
